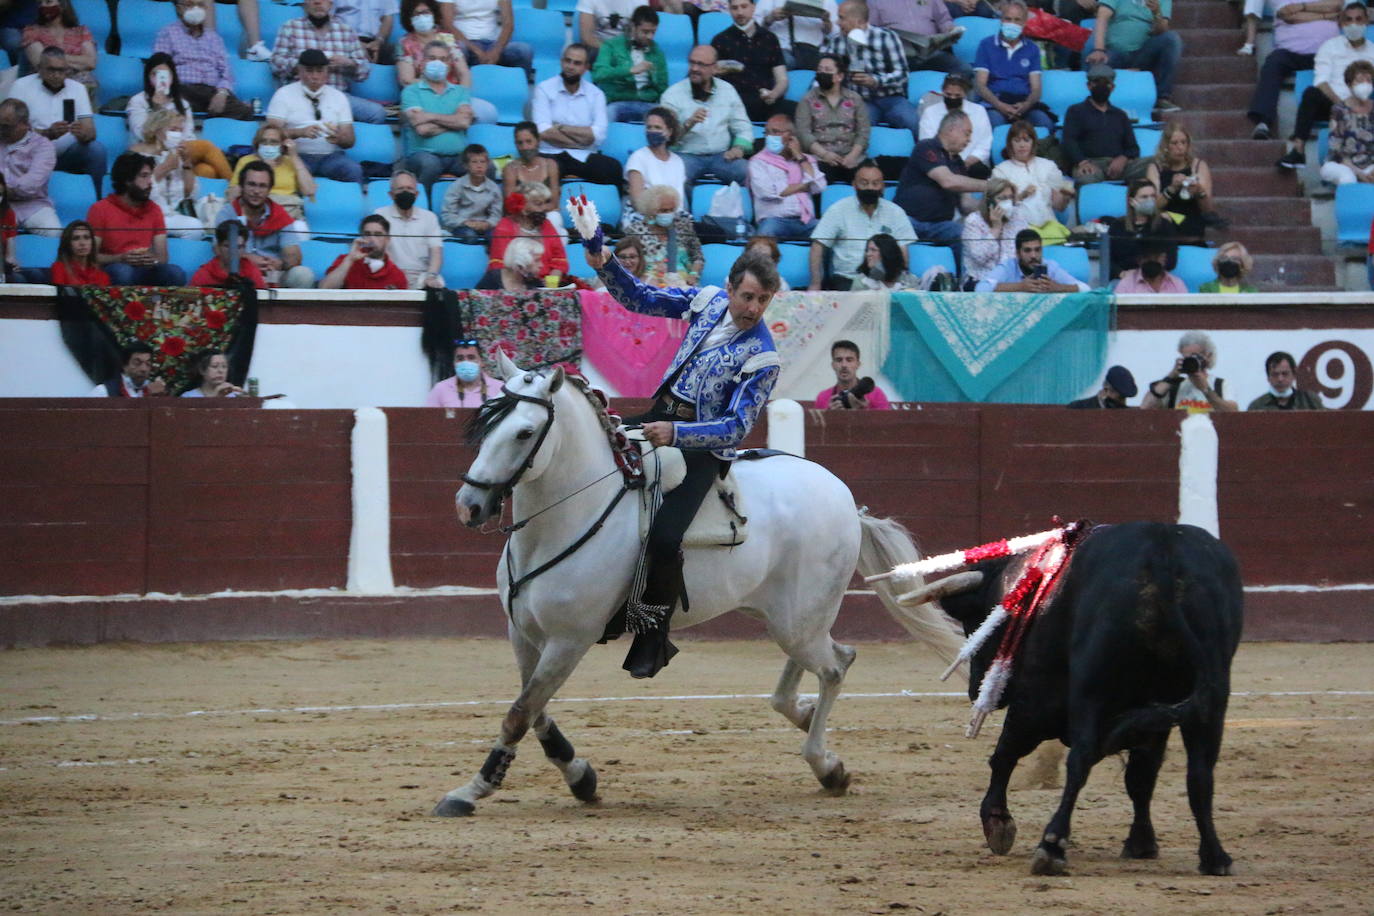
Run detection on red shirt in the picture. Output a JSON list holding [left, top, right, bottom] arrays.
[[325, 253, 407, 289], [1, 208, 15, 245], [191, 256, 268, 290], [51, 260, 111, 286], [488, 217, 569, 278], [86, 194, 167, 255]]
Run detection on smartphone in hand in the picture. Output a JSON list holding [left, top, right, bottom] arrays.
[[63, 99, 76, 123]]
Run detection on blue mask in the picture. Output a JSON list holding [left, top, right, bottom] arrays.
[[645, 130, 668, 147], [1000, 22, 1023, 41], [454, 361, 481, 382], [654, 212, 675, 227], [764, 135, 784, 154], [422, 59, 448, 82]]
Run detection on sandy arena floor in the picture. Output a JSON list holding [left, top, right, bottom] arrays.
[[1, 638, 1371, 915]]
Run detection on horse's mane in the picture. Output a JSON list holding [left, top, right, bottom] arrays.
[[463, 370, 622, 448]]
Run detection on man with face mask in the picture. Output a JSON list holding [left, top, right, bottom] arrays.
[[1246, 351, 1326, 410], [973, 0, 1055, 131], [1115, 239, 1187, 294], [399, 40, 475, 198], [88, 343, 167, 398], [917, 73, 993, 179], [710, 0, 792, 122], [270, 0, 387, 124], [1061, 62, 1149, 185], [659, 45, 755, 187], [1278, 1, 1374, 168], [426, 339, 500, 407], [1083, 0, 1184, 113], [153, 0, 256, 121], [85, 152, 187, 287], [532, 43, 624, 186], [593, 5, 670, 123], [809, 159, 918, 289], [266, 48, 364, 185], [372, 169, 444, 289], [748, 113, 827, 239]]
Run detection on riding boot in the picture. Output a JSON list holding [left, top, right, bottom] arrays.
[[623, 552, 682, 679]]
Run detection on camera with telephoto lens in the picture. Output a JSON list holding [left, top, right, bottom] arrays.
[[1180, 355, 1202, 375], [840, 377, 876, 408]]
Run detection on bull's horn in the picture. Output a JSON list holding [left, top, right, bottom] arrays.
[[895, 570, 985, 606]]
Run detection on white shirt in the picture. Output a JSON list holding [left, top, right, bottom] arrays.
[[576, 0, 639, 45], [372, 203, 443, 285], [266, 81, 354, 157], [126, 93, 197, 146], [87, 375, 145, 397], [625, 146, 687, 206], [992, 155, 1069, 228], [700, 313, 744, 353], [811, 196, 918, 278], [333, 0, 399, 39], [450, 0, 501, 43], [918, 100, 992, 165], [532, 75, 608, 162], [1314, 34, 1374, 100], [9, 74, 93, 154], [753, 0, 838, 51]]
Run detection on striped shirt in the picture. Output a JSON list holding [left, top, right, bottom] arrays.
[[154, 21, 235, 91], [819, 25, 908, 100]]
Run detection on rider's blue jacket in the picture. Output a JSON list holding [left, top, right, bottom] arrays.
[[597, 257, 780, 460]]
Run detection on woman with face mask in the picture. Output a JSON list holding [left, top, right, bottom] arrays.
[[1146, 121, 1226, 242], [1319, 60, 1374, 187], [486, 183, 570, 286], [1104, 178, 1178, 280], [394, 0, 499, 123], [227, 123, 317, 220], [960, 176, 1029, 288], [623, 184, 705, 287], [795, 52, 871, 184], [21, 0, 97, 100], [426, 339, 500, 407], [626, 107, 688, 207], [127, 54, 233, 180], [128, 109, 209, 239], [1198, 242, 1258, 293]]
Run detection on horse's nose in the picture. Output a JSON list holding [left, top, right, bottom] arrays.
[[455, 488, 483, 526]]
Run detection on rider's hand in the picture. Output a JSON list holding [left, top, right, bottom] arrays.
[[642, 421, 675, 447]]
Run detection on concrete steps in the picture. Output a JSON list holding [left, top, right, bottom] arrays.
[[1210, 166, 1302, 198]]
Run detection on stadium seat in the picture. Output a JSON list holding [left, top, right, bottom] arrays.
[[868, 126, 912, 159], [691, 183, 753, 222], [202, 117, 259, 152], [667, 57, 688, 86], [543, 0, 578, 12], [352, 64, 399, 105], [1040, 70, 1088, 122], [298, 238, 349, 283], [1334, 183, 1374, 245], [990, 123, 1049, 164], [430, 179, 455, 213], [303, 178, 369, 237], [786, 71, 816, 102], [442, 238, 490, 288], [908, 243, 956, 277], [167, 237, 214, 276], [1043, 245, 1092, 286], [467, 122, 517, 160], [198, 177, 230, 199], [1316, 126, 1330, 167], [94, 114, 129, 172], [95, 56, 145, 109], [775, 243, 810, 290], [114, 0, 176, 57], [1112, 69, 1158, 123], [1172, 244, 1217, 292], [601, 121, 642, 165], [471, 64, 530, 124], [565, 241, 595, 278], [655, 14, 695, 60], [1134, 127, 1162, 159], [1076, 182, 1126, 225], [953, 16, 999, 64], [230, 59, 277, 109], [908, 70, 945, 101], [700, 243, 744, 287], [563, 180, 622, 228], [351, 121, 400, 164], [516, 6, 568, 81], [16, 233, 60, 271], [1294, 69, 1314, 100], [72, 0, 111, 36], [259, 2, 303, 49], [696, 11, 732, 43]]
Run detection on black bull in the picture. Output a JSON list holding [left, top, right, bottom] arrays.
[[928, 522, 1243, 876]]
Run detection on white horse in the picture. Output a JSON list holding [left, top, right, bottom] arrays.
[[435, 352, 963, 816]]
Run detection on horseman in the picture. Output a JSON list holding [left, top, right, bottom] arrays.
[[583, 238, 783, 679]]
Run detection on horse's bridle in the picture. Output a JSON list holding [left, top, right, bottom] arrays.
[[460, 380, 557, 499]]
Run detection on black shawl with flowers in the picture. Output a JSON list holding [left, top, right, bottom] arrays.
[[421, 287, 583, 384], [57, 283, 259, 394]]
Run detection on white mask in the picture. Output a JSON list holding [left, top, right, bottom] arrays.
[[1343, 22, 1366, 42], [412, 13, 435, 32], [996, 198, 1015, 215], [182, 5, 206, 25], [365, 257, 384, 272], [164, 130, 183, 147], [1269, 384, 1295, 398], [1355, 81, 1374, 99]]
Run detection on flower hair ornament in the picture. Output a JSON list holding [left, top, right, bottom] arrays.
[[504, 192, 527, 216], [567, 193, 604, 254]]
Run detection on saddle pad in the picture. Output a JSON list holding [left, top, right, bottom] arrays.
[[641, 446, 749, 548]]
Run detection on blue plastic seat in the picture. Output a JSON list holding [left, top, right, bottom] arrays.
[[908, 243, 956, 276], [352, 64, 399, 105], [1134, 127, 1162, 159], [1040, 70, 1088, 122], [700, 243, 745, 287], [1112, 69, 1158, 123], [48, 171, 99, 225], [15, 233, 60, 271], [467, 122, 517, 160], [93, 114, 129, 172], [775, 243, 810, 290], [696, 11, 733, 43], [471, 64, 530, 124], [953, 16, 999, 65], [297, 239, 349, 283], [1172, 244, 1217, 292], [95, 56, 146, 109], [350, 121, 400, 165], [563, 180, 622, 228], [441, 239, 491, 288], [1294, 69, 1314, 99], [259, 3, 303, 49], [1043, 245, 1092, 285], [667, 56, 688, 86], [868, 126, 913, 159], [114, 0, 176, 57], [198, 177, 230, 199], [303, 178, 369, 237], [1334, 183, 1374, 245], [72, 0, 111, 36], [516, 6, 568, 79], [990, 123, 1049, 164], [167, 237, 214, 276], [601, 121, 642, 165], [1076, 182, 1126, 225], [655, 13, 695, 60], [230, 59, 278, 109], [202, 117, 260, 151], [690, 183, 753, 221], [908, 70, 946, 101], [786, 71, 816, 102]]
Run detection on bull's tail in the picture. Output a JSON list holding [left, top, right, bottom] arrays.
[[856, 509, 966, 672]]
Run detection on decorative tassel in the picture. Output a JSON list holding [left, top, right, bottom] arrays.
[[940, 606, 1008, 681], [567, 194, 604, 253], [865, 527, 1067, 583], [967, 657, 1011, 738]]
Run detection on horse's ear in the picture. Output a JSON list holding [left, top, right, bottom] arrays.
[[547, 365, 565, 393], [494, 348, 520, 380]]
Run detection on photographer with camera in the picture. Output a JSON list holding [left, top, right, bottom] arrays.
[[1140, 330, 1239, 412], [975, 228, 1089, 292], [816, 339, 892, 410]]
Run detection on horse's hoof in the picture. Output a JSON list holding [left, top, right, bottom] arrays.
[[983, 812, 1017, 855], [819, 761, 851, 796], [431, 797, 476, 817], [1030, 845, 1067, 876], [1121, 832, 1159, 860], [1199, 853, 1233, 876], [569, 764, 599, 803]]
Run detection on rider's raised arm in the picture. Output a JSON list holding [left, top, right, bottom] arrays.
[[596, 254, 701, 320], [669, 357, 780, 451]]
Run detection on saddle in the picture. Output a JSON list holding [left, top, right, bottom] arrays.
[[639, 445, 750, 548]]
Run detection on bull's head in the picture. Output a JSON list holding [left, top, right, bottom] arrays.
[[909, 558, 1018, 702]]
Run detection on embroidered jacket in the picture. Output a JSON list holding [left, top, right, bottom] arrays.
[[598, 257, 780, 460]]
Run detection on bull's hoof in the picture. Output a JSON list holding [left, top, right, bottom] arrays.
[[983, 812, 1017, 855], [819, 761, 851, 796], [1030, 843, 1068, 876], [1121, 828, 1159, 859], [431, 796, 476, 817], [1198, 852, 1233, 876], [569, 764, 600, 803]]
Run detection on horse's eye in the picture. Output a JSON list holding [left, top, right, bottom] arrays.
[[516, 428, 534, 440]]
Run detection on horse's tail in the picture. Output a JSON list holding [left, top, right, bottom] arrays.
[[856, 508, 966, 673]]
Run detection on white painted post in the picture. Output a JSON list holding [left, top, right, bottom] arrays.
[[347, 407, 396, 593], [1177, 413, 1220, 538], [767, 399, 805, 457]]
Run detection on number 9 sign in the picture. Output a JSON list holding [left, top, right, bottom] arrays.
[[1298, 341, 1372, 410]]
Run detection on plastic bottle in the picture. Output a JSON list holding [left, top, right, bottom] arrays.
[[735, 218, 747, 242]]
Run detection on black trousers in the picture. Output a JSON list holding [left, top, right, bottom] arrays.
[[551, 150, 625, 187], [1248, 49, 1314, 130], [181, 82, 256, 120], [633, 407, 725, 563], [1292, 86, 1334, 142]]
